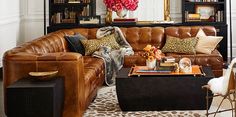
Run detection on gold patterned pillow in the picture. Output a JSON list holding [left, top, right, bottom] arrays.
[[81, 34, 120, 55], [161, 36, 198, 54]]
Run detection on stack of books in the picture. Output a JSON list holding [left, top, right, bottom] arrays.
[[112, 18, 137, 25], [160, 57, 176, 67]]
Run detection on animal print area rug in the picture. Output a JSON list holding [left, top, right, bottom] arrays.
[[83, 86, 206, 117]]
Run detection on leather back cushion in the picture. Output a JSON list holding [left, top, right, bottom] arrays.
[[62, 27, 165, 52], [165, 26, 216, 38], [11, 26, 216, 54], [10, 31, 69, 54]]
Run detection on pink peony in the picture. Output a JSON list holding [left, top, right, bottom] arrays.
[[104, 0, 139, 12]]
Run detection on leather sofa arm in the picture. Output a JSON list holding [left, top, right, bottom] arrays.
[[3, 52, 86, 117], [3, 52, 83, 61]]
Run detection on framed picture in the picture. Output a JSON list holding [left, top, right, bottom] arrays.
[[195, 5, 215, 20]]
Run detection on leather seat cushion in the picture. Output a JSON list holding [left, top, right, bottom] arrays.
[[124, 50, 222, 70], [165, 50, 223, 70], [83, 56, 105, 75], [124, 51, 146, 67], [83, 56, 104, 97]]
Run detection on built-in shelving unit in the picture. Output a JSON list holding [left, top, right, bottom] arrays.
[[47, 0, 100, 33], [182, 0, 226, 24], [182, 0, 227, 61]]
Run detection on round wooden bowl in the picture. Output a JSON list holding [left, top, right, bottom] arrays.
[[29, 71, 58, 81]]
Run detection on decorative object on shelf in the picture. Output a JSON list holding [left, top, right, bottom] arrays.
[[116, 8, 128, 18], [78, 16, 101, 24], [142, 45, 163, 69], [179, 58, 192, 73], [105, 9, 113, 24], [103, 0, 139, 18], [64, 8, 69, 19], [164, 0, 171, 21], [195, 5, 215, 20]]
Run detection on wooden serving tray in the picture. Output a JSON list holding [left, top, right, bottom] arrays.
[[128, 65, 204, 76]]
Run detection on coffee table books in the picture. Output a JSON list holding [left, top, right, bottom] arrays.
[[128, 65, 203, 76]]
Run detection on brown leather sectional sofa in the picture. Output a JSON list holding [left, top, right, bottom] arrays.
[[3, 26, 223, 117]]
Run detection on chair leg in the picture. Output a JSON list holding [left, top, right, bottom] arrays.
[[204, 87, 236, 117], [213, 95, 227, 117], [233, 90, 236, 117], [226, 94, 234, 117], [206, 89, 209, 117]]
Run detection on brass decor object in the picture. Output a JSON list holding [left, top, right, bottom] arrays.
[[105, 9, 113, 24], [29, 71, 59, 81], [164, 0, 171, 21]]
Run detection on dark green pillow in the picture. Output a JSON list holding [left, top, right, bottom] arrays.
[[161, 36, 198, 54], [64, 33, 87, 55]]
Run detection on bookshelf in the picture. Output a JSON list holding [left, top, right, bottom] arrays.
[[47, 0, 100, 33], [182, 0, 226, 24], [182, 0, 227, 61]]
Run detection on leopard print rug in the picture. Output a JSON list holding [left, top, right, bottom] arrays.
[[84, 86, 206, 117]]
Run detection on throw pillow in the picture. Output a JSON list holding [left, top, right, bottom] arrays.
[[196, 29, 207, 37], [195, 29, 223, 54], [64, 33, 87, 55], [81, 34, 120, 55], [195, 36, 223, 54], [161, 36, 198, 54]]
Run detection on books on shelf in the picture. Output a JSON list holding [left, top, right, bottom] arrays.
[[188, 14, 200, 20], [81, 0, 91, 3], [62, 19, 76, 23], [79, 19, 100, 24], [54, 0, 65, 3], [113, 18, 137, 22], [112, 18, 137, 25], [215, 10, 224, 22], [79, 5, 90, 16], [68, 1, 80, 3], [112, 21, 136, 25], [185, 10, 224, 22], [160, 62, 176, 67]]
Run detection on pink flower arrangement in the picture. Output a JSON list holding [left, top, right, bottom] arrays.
[[103, 0, 139, 12]]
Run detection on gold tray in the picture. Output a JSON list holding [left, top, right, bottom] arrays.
[[128, 65, 204, 77]]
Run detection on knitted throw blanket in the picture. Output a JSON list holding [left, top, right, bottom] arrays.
[[92, 26, 134, 86]]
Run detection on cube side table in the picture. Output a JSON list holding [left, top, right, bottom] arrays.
[[6, 76, 64, 117]]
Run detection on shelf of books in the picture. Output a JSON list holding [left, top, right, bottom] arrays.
[[182, 0, 226, 24], [49, 0, 100, 27]]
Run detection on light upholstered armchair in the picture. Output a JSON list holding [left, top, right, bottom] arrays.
[[202, 58, 236, 117]]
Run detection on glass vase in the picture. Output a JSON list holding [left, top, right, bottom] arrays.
[[116, 9, 128, 19], [146, 59, 156, 70]]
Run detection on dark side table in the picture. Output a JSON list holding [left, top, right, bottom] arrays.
[[6, 76, 64, 117], [116, 67, 214, 111]]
